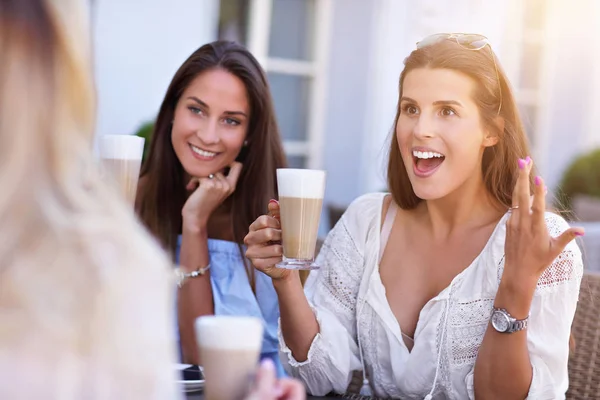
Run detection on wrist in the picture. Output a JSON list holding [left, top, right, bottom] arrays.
[[495, 272, 538, 319], [182, 215, 208, 235], [272, 272, 302, 292]]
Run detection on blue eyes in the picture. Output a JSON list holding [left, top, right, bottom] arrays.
[[188, 107, 241, 126]]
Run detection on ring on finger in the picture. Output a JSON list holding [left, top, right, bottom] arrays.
[[508, 205, 519, 211]]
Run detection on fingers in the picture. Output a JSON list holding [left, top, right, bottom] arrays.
[[531, 175, 546, 233], [186, 177, 200, 191], [246, 242, 283, 259], [515, 156, 532, 224], [254, 359, 277, 398], [249, 215, 280, 233], [551, 227, 585, 258], [225, 161, 243, 188], [275, 378, 306, 400], [251, 256, 284, 271], [268, 199, 280, 220]]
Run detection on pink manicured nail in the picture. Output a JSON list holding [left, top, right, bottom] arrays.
[[535, 176, 542, 186], [525, 156, 532, 164], [575, 232, 585, 237], [518, 159, 526, 169], [260, 358, 275, 372], [268, 199, 279, 205]]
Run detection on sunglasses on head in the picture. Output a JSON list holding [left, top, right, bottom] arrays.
[[416, 33, 502, 115]]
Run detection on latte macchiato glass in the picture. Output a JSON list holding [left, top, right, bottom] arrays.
[[276, 168, 326, 270], [99, 134, 144, 206], [195, 316, 264, 400]]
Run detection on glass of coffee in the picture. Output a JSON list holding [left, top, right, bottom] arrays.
[[195, 316, 264, 400], [98, 134, 144, 206], [275, 168, 326, 270]]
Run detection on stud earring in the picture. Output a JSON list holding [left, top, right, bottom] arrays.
[[243, 140, 249, 146]]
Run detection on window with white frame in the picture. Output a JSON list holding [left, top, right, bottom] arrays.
[[218, 0, 332, 169], [514, 0, 547, 153]]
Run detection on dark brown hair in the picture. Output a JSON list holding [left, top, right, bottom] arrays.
[[136, 41, 287, 274], [387, 39, 535, 210]]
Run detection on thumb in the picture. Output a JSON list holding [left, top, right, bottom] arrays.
[[551, 227, 584, 257], [254, 359, 277, 399], [268, 199, 280, 221]]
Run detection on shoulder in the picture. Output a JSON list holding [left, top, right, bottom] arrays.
[[341, 192, 388, 226]]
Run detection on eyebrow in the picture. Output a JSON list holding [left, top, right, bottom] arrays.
[[187, 96, 248, 117], [400, 96, 464, 108]]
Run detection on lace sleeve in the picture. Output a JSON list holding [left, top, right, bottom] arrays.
[[279, 195, 379, 396], [523, 212, 584, 398]]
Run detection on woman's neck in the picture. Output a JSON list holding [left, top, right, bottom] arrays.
[[418, 177, 505, 241]]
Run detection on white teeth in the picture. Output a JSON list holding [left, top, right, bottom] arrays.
[[191, 144, 217, 158], [413, 150, 444, 159]]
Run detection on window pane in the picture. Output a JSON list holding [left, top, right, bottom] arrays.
[[519, 42, 542, 90], [519, 104, 537, 147], [523, 0, 546, 30], [287, 155, 307, 169], [268, 72, 310, 141], [218, 0, 249, 45], [268, 0, 316, 60]]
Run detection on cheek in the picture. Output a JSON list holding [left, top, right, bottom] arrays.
[[222, 127, 247, 152], [395, 122, 412, 151]]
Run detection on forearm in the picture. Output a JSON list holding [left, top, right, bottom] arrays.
[[177, 224, 214, 364], [274, 273, 320, 362], [474, 275, 537, 399]]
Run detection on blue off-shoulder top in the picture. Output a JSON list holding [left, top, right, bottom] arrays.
[[175, 236, 285, 377]]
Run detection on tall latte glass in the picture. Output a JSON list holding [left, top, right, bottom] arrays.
[[276, 168, 326, 270], [195, 316, 264, 400], [98, 134, 144, 206]]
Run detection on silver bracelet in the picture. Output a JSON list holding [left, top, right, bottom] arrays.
[[175, 263, 211, 289]]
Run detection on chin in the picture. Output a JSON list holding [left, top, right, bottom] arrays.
[[411, 183, 449, 201]]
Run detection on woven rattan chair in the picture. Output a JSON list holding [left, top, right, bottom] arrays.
[[567, 271, 600, 399]]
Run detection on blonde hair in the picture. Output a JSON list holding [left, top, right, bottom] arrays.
[[0, 1, 178, 398]]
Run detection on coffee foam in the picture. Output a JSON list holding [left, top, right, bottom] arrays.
[[99, 134, 145, 160], [277, 169, 326, 199], [195, 316, 264, 351]]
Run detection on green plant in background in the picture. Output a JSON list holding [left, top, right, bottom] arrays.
[[556, 148, 600, 212], [134, 120, 155, 164]]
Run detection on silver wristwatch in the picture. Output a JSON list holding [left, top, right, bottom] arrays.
[[490, 307, 528, 333], [174, 264, 211, 288]]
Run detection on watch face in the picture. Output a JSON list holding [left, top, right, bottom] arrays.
[[491, 311, 510, 332]]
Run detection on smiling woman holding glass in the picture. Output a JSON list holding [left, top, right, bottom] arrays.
[[135, 41, 288, 374], [246, 34, 584, 399]]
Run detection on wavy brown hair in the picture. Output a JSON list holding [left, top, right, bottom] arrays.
[[387, 39, 535, 210], [136, 41, 287, 270]]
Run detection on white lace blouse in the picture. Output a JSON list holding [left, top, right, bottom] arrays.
[[279, 192, 583, 400]]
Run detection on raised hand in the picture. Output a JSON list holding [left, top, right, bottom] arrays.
[[503, 157, 584, 285], [182, 162, 243, 229]]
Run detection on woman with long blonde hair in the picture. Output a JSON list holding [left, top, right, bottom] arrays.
[[0, 1, 179, 398]]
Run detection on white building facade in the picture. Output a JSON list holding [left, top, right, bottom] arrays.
[[91, 0, 600, 228]]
